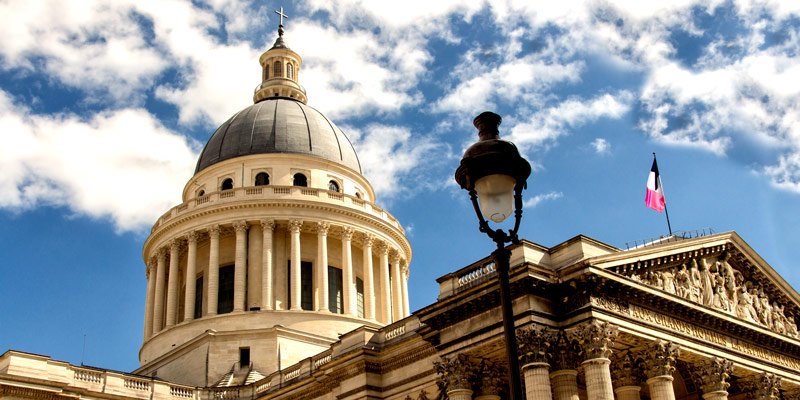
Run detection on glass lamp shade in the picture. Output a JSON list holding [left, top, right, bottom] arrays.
[[474, 173, 516, 223]]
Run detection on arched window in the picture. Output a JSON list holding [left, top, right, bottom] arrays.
[[221, 178, 234, 191], [273, 61, 282, 78], [355, 192, 362, 199], [197, 189, 205, 197], [255, 172, 270, 186], [263, 67, 269, 80], [328, 180, 340, 192], [287, 63, 294, 80], [293, 173, 308, 187]]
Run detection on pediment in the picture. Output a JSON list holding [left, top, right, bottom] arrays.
[[589, 231, 800, 340]]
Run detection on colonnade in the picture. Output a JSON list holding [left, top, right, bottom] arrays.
[[143, 219, 410, 340], [436, 320, 783, 400]]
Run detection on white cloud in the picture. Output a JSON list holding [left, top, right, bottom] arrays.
[[0, 91, 197, 232], [591, 138, 611, 155], [522, 191, 563, 209], [346, 124, 443, 199]]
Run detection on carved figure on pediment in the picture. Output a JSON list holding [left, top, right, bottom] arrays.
[[689, 260, 703, 302], [735, 284, 758, 324], [758, 289, 773, 327], [675, 264, 692, 300], [772, 303, 787, 335], [662, 267, 677, 294], [713, 276, 732, 313], [698, 258, 715, 306], [786, 315, 799, 338]]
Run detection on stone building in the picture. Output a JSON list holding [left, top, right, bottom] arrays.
[[3, 20, 800, 400]]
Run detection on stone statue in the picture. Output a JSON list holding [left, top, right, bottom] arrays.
[[699, 258, 714, 306]]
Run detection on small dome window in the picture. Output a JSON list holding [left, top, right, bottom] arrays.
[[355, 192, 361, 199], [273, 61, 282, 78], [197, 189, 205, 197], [287, 63, 294, 80], [293, 173, 308, 187], [328, 180, 340, 192], [221, 178, 234, 191], [255, 172, 270, 186], [263, 67, 269, 80]]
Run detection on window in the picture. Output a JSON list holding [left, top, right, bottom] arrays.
[[197, 189, 205, 197], [221, 178, 234, 191], [328, 266, 343, 314], [355, 192, 361, 199], [287, 261, 313, 310], [328, 180, 340, 192], [264, 67, 269, 80], [218, 265, 235, 314], [287, 63, 294, 80], [356, 277, 364, 318], [239, 347, 250, 367], [255, 172, 270, 186], [273, 61, 282, 78], [194, 276, 203, 319], [293, 173, 308, 187]]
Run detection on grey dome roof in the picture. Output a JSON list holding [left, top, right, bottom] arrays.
[[195, 99, 361, 174]]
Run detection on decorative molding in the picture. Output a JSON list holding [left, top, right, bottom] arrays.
[[642, 340, 680, 379]]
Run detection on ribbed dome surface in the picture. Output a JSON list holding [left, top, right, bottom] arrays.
[[195, 99, 361, 173]]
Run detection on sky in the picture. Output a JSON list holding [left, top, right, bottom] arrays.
[[1, 0, 799, 373]]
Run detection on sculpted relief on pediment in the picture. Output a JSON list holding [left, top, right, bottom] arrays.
[[620, 247, 800, 340]]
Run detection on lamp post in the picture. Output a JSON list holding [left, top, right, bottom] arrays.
[[455, 111, 531, 400]]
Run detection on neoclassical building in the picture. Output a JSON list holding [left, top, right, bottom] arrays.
[[3, 20, 800, 400]]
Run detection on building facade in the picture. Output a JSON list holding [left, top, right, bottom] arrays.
[[3, 21, 800, 400]]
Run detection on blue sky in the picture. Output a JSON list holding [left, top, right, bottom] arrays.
[[1, 0, 799, 373]]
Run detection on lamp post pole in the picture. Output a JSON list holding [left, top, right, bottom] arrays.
[[457, 112, 531, 400]]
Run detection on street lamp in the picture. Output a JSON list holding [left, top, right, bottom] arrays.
[[454, 111, 531, 400]]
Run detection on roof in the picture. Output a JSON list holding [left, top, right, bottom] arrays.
[[195, 98, 362, 174]]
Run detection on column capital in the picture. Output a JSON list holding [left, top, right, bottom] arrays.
[[289, 219, 303, 233], [233, 220, 248, 233], [401, 263, 410, 277], [315, 221, 329, 236], [169, 238, 182, 251], [694, 357, 734, 394], [209, 224, 221, 239], [611, 351, 643, 388], [261, 219, 276, 231], [186, 230, 198, 244], [433, 354, 477, 392], [148, 257, 157, 270], [517, 326, 551, 365], [390, 249, 401, 263], [362, 233, 374, 248], [341, 226, 354, 240], [157, 246, 168, 259], [476, 359, 506, 397], [376, 241, 389, 255], [642, 340, 680, 379], [548, 329, 582, 371], [739, 372, 781, 399], [573, 320, 618, 360]]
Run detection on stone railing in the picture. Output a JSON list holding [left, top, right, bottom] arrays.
[[153, 186, 403, 232], [437, 259, 498, 299]]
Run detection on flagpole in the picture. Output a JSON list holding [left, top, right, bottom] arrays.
[[653, 152, 673, 236]]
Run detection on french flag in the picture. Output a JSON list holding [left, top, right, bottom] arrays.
[[645, 158, 666, 212]]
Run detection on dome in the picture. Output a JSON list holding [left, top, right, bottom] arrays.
[[195, 98, 362, 174]]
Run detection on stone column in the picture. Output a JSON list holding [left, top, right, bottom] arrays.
[[378, 243, 391, 323], [548, 330, 581, 400], [475, 359, 504, 400], [289, 220, 303, 311], [517, 327, 553, 400], [401, 262, 410, 317], [206, 225, 220, 316], [316, 222, 329, 312], [696, 357, 734, 400], [434, 354, 476, 400], [362, 234, 375, 320], [233, 221, 248, 312], [391, 251, 402, 320], [260, 220, 275, 310], [643, 340, 680, 400], [143, 259, 156, 340], [611, 351, 642, 400], [152, 247, 167, 334], [183, 231, 198, 321], [165, 239, 181, 327], [575, 321, 618, 400], [341, 227, 355, 315]]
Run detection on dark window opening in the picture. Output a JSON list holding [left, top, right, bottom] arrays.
[[218, 265, 235, 314], [355, 192, 361, 199], [328, 180, 340, 192], [328, 266, 343, 314], [194, 276, 203, 319], [197, 189, 205, 197], [287, 261, 313, 310], [239, 347, 250, 367], [221, 178, 234, 191], [356, 277, 364, 318], [293, 173, 308, 187], [264, 67, 269, 80], [255, 172, 270, 186]]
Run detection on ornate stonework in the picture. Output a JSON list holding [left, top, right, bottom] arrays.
[[573, 320, 618, 360], [611, 351, 641, 387], [641, 340, 680, 379], [517, 327, 551, 365], [694, 357, 734, 394], [739, 372, 781, 399], [548, 329, 581, 371], [433, 354, 476, 392], [475, 359, 505, 397]]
